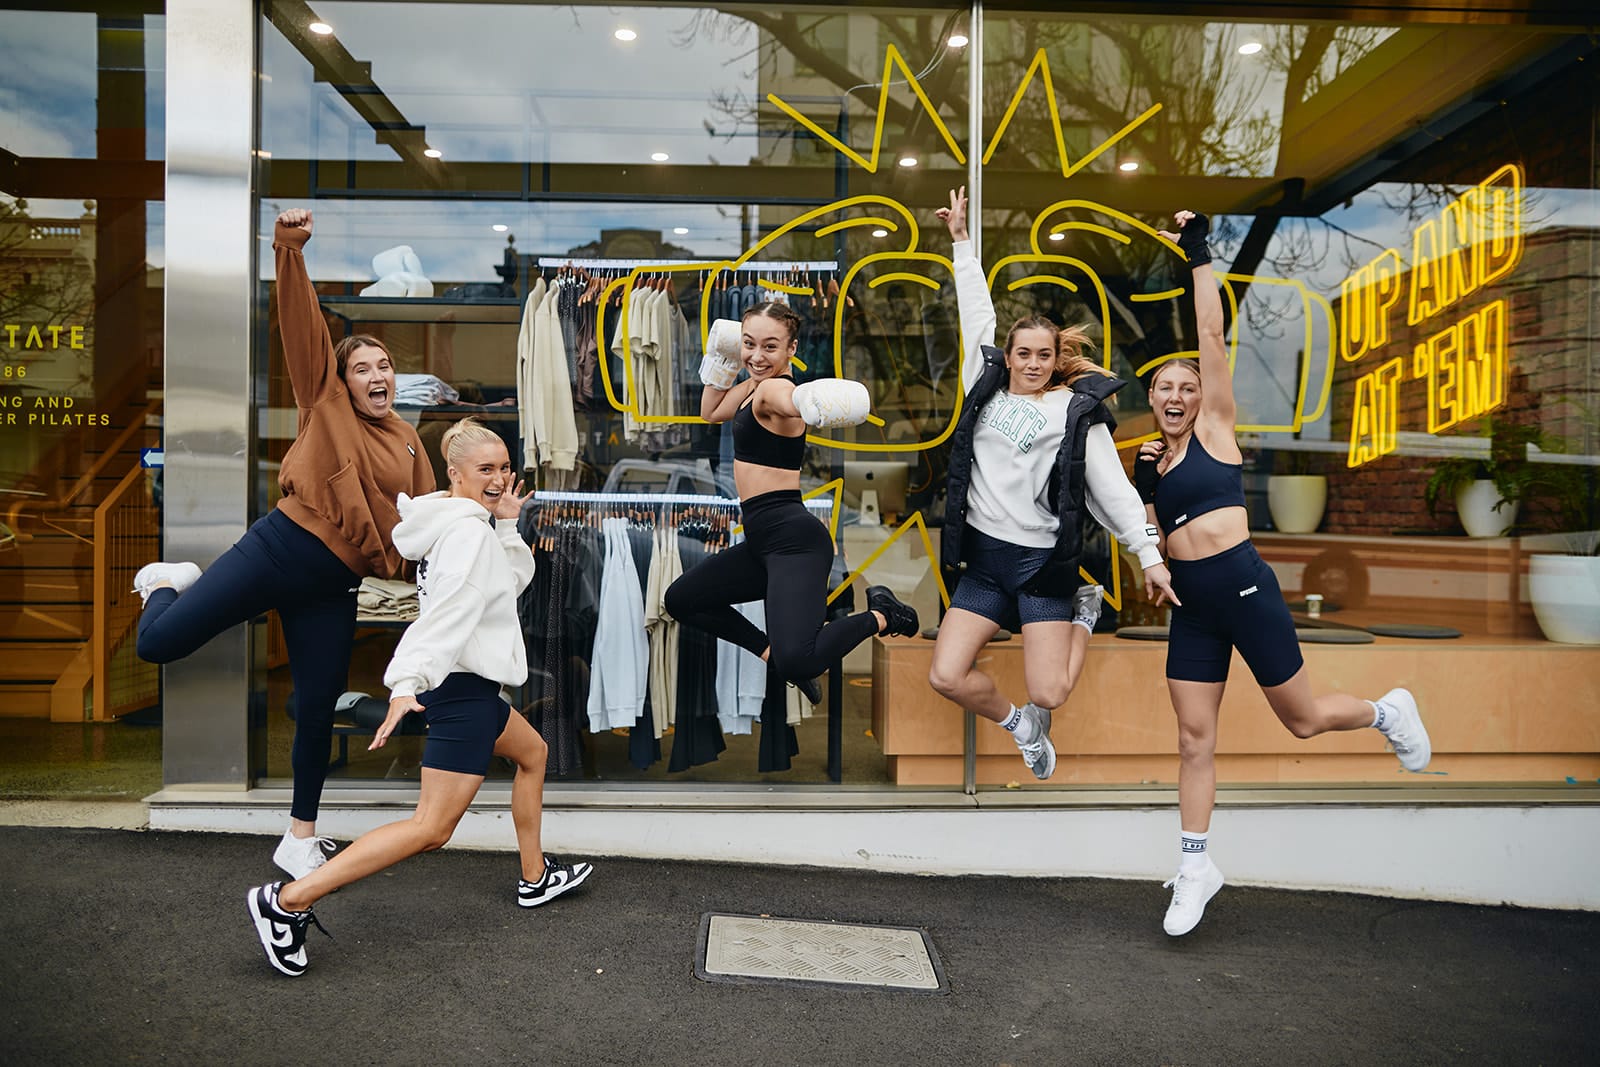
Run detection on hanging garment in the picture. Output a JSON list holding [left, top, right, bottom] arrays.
[[643, 522, 683, 740], [586, 517, 648, 732], [515, 277, 547, 469], [669, 534, 726, 772]]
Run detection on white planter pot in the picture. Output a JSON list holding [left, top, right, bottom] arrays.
[[1267, 475, 1327, 534], [1529, 554, 1600, 644], [1455, 479, 1519, 537]]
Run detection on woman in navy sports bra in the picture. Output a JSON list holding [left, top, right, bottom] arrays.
[[1138, 211, 1432, 938], [664, 301, 919, 705]]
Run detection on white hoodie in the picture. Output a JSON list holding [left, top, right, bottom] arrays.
[[383, 491, 536, 700]]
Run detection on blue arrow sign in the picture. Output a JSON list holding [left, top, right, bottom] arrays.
[[140, 448, 164, 468]]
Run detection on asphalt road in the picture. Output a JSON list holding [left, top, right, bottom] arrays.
[[3, 826, 1595, 1066]]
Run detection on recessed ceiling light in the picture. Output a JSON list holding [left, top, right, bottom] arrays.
[[308, 21, 333, 36], [614, 28, 637, 42], [673, 227, 689, 235], [1238, 41, 1263, 55], [1118, 160, 1139, 172], [947, 34, 969, 48], [492, 224, 508, 232], [650, 151, 670, 162], [897, 155, 919, 168], [423, 148, 443, 159], [1048, 232, 1065, 242], [871, 228, 889, 238]]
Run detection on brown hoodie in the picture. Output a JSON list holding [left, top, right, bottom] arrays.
[[273, 221, 435, 579]]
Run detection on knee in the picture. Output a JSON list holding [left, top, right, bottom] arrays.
[[662, 581, 693, 621], [769, 648, 811, 683], [1281, 715, 1321, 740], [520, 729, 549, 772], [135, 625, 181, 665], [1176, 722, 1217, 763], [416, 820, 458, 853], [1028, 681, 1072, 711], [927, 663, 962, 699]]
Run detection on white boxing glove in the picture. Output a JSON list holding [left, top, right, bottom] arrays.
[[792, 379, 871, 428], [699, 318, 745, 390]]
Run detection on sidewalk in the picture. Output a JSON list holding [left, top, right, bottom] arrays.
[[4, 824, 1596, 1065]]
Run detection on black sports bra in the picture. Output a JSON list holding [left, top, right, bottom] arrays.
[[1153, 432, 1247, 534], [732, 377, 805, 471]]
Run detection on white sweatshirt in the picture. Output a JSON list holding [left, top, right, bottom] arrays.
[[952, 240, 1163, 569], [383, 492, 536, 699]]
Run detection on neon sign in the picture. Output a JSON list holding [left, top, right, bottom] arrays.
[[1341, 163, 1523, 467]]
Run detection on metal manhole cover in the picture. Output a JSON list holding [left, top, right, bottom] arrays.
[[696, 913, 947, 994]]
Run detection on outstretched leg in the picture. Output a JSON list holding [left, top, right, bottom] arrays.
[[663, 538, 770, 657]]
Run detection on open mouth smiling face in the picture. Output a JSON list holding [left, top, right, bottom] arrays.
[[345, 344, 397, 419], [1151, 365, 1202, 437]]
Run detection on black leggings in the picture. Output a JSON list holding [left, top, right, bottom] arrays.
[[663, 490, 879, 682], [136, 508, 361, 822]]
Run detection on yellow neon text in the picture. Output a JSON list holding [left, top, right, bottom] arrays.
[[1347, 356, 1406, 467], [1412, 299, 1507, 435], [1407, 163, 1523, 326], [1338, 248, 1402, 363]]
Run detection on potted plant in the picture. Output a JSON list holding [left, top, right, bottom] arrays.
[[1424, 416, 1541, 537], [1266, 447, 1327, 534]]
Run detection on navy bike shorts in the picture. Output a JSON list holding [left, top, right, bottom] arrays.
[[419, 672, 513, 777], [1165, 540, 1303, 688], [948, 526, 1075, 627]]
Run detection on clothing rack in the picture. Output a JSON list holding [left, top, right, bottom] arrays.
[[533, 490, 830, 513], [525, 488, 843, 781], [537, 257, 838, 271]]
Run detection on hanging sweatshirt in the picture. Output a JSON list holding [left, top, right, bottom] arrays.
[[952, 239, 1162, 569], [515, 280, 578, 471], [272, 221, 436, 579], [383, 492, 535, 699]]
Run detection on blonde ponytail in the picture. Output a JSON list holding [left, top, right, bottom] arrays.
[[441, 417, 503, 469]]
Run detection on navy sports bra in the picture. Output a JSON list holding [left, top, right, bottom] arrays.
[[732, 377, 805, 471], [1153, 432, 1247, 534]]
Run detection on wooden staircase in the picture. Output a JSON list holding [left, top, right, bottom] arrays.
[[1, 379, 161, 722]]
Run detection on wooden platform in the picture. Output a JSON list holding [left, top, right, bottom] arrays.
[[870, 634, 1600, 786]]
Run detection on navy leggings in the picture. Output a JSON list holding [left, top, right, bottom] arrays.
[[663, 490, 878, 682], [137, 508, 361, 822]]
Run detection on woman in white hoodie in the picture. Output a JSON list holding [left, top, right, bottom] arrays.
[[246, 418, 593, 977]]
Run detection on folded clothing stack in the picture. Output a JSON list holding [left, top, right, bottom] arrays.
[[357, 577, 419, 621], [394, 373, 460, 408]]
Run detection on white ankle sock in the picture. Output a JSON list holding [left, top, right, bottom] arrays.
[[1000, 704, 1024, 732], [1179, 831, 1209, 874], [1369, 699, 1387, 731]]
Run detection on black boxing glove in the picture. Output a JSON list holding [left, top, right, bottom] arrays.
[[1133, 451, 1161, 504], [1176, 212, 1212, 268]]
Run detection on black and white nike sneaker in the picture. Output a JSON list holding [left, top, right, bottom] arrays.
[[866, 585, 920, 637], [517, 856, 594, 908], [246, 881, 330, 977]]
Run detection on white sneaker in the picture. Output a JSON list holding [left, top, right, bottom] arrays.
[[1163, 857, 1225, 936], [1014, 703, 1057, 781], [273, 828, 336, 880], [132, 561, 202, 604], [1373, 687, 1431, 772]]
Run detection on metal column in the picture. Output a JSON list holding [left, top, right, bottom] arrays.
[[963, 0, 983, 797], [161, 0, 256, 790]]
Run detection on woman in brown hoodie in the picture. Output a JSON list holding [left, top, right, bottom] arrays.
[[135, 208, 435, 879]]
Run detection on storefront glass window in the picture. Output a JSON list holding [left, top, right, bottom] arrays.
[[0, 6, 166, 800], [253, 1, 970, 787]]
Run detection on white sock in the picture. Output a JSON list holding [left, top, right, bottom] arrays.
[[1000, 704, 1024, 732], [1001, 704, 1038, 743], [1070, 617, 1095, 634], [1179, 831, 1209, 874], [1369, 699, 1387, 732]]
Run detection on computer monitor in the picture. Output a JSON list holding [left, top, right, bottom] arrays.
[[842, 461, 910, 524]]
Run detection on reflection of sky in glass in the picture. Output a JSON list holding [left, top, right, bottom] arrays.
[[262, 4, 754, 166], [0, 11, 98, 159], [258, 198, 754, 282]]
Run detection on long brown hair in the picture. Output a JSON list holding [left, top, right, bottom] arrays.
[[1004, 315, 1113, 387], [333, 334, 389, 379]]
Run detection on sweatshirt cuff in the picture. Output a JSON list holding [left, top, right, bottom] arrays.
[[273, 221, 310, 251], [546, 449, 578, 471], [387, 681, 418, 700], [1135, 544, 1165, 570], [952, 238, 975, 261]]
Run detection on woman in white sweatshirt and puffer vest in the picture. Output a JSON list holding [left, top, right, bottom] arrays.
[[929, 187, 1179, 784], [245, 418, 592, 978]]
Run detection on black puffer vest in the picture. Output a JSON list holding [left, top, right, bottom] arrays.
[[941, 344, 1126, 598]]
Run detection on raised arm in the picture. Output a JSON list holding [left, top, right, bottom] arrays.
[[698, 316, 751, 423], [937, 186, 997, 395], [1160, 211, 1234, 428], [272, 208, 340, 410]]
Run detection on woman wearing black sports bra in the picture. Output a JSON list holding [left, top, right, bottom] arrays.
[[1139, 211, 1432, 938], [664, 301, 919, 704]]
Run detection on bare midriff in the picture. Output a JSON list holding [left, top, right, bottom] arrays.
[[1164, 506, 1250, 561], [734, 459, 801, 501]]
